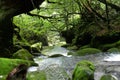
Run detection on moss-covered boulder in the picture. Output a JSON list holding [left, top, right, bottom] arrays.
[[107, 48, 120, 53], [91, 32, 120, 48], [31, 42, 42, 53], [68, 51, 75, 55], [72, 60, 95, 80], [0, 58, 36, 80], [80, 45, 90, 49], [75, 48, 101, 56], [67, 45, 78, 50], [100, 74, 118, 80], [12, 49, 33, 61], [14, 40, 32, 52], [100, 40, 120, 51]]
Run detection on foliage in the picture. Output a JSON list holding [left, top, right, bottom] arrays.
[[13, 0, 120, 49], [13, 14, 48, 45]]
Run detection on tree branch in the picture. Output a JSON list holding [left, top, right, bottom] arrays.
[[98, 0, 120, 11], [46, 0, 63, 5], [27, 13, 53, 19], [86, 0, 107, 21]]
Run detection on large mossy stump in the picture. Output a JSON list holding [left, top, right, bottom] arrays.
[[72, 60, 95, 80], [0, 58, 36, 80]]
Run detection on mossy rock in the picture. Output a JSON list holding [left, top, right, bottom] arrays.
[[91, 32, 120, 48], [68, 51, 74, 55], [12, 49, 33, 61], [76, 60, 95, 71], [100, 43, 116, 51], [100, 74, 118, 80], [72, 60, 95, 80], [41, 46, 54, 55], [14, 40, 31, 52], [31, 42, 42, 53], [0, 58, 36, 75], [99, 40, 120, 51], [27, 71, 47, 80], [107, 48, 120, 53], [80, 45, 90, 49], [75, 48, 101, 56], [67, 45, 78, 50]]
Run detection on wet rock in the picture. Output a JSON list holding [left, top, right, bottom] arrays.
[[48, 54, 64, 58], [42, 46, 69, 57], [95, 61, 120, 80]]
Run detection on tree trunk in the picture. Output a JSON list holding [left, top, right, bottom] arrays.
[[0, 0, 44, 57]]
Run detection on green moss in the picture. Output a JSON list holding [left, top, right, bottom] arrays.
[[100, 74, 118, 80], [12, 49, 33, 61], [0, 75, 7, 80], [99, 40, 120, 51], [101, 43, 116, 51], [68, 51, 74, 55], [75, 48, 101, 56], [67, 45, 78, 50], [27, 71, 47, 80], [73, 67, 94, 80], [0, 58, 35, 75], [72, 60, 95, 80], [80, 45, 90, 49], [107, 48, 120, 52], [76, 60, 95, 71]]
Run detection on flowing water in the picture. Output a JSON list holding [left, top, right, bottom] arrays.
[[28, 46, 120, 80]]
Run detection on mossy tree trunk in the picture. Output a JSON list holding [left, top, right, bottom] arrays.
[[0, 0, 44, 57]]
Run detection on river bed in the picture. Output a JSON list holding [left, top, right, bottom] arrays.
[[28, 46, 120, 80]]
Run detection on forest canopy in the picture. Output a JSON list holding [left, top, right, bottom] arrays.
[[14, 0, 120, 45], [1, 0, 120, 57]]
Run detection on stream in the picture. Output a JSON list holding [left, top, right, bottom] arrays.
[[28, 46, 120, 80]]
